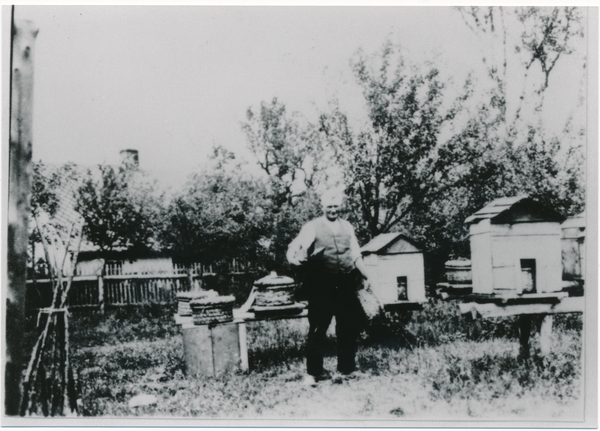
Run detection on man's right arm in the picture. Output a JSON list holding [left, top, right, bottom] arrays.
[[286, 222, 315, 266]]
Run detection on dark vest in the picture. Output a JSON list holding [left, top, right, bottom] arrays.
[[309, 217, 355, 273]]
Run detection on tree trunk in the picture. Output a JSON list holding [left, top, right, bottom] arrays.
[[6, 14, 38, 416]]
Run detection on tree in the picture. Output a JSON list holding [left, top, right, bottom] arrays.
[[242, 98, 331, 208], [159, 147, 275, 271], [320, 27, 585, 267], [320, 42, 468, 243], [454, 6, 586, 215], [29, 161, 80, 278], [75, 163, 162, 254], [457, 6, 585, 127], [242, 99, 327, 271], [241, 7, 586, 272]]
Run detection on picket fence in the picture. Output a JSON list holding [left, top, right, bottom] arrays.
[[26, 275, 189, 311], [90, 259, 250, 278], [25, 259, 254, 312]]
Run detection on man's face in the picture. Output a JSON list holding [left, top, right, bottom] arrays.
[[323, 203, 340, 221]]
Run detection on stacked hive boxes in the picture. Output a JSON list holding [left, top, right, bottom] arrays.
[[466, 197, 564, 295], [177, 289, 241, 376]]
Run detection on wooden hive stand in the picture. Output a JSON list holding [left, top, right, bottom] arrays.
[[458, 292, 584, 358]]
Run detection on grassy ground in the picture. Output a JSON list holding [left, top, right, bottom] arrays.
[[43, 300, 583, 420]]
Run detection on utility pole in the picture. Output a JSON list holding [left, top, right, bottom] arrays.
[[6, 9, 38, 416]]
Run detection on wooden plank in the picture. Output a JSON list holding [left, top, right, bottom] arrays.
[[118, 280, 124, 304], [459, 297, 585, 318], [239, 322, 248, 371], [383, 301, 424, 312], [211, 323, 241, 375], [518, 315, 532, 359], [181, 325, 214, 376], [103, 274, 187, 280], [539, 315, 554, 356], [231, 308, 309, 322], [238, 286, 258, 313], [436, 282, 473, 289], [464, 291, 568, 303], [26, 275, 99, 283], [6, 16, 39, 415]]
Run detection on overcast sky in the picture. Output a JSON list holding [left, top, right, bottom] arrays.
[[12, 5, 589, 188]]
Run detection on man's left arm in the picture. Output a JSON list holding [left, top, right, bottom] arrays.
[[346, 222, 374, 284]]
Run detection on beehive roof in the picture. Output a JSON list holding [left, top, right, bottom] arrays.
[[465, 196, 563, 225], [561, 212, 585, 229], [361, 233, 422, 254]]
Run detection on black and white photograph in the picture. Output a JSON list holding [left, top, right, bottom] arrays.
[[3, 3, 597, 427]]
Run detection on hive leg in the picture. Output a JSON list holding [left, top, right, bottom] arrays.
[[539, 315, 554, 356], [518, 315, 532, 359]]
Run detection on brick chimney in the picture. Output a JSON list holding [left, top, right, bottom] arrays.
[[120, 149, 139, 169]]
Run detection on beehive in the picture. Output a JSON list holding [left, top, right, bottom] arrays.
[[465, 196, 564, 295], [361, 233, 427, 303], [253, 272, 296, 307], [189, 295, 236, 325], [561, 213, 585, 281], [176, 290, 218, 316], [445, 259, 472, 285]]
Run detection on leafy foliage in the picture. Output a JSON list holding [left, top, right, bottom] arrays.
[[321, 43, 466, 242], [75, 164, 162, 254], [31, 161, 79, 218], [159, 147, 274, 269], [319, 15, 584, 260], [242, 98, 327, 208], [242, 103, 326, 272]]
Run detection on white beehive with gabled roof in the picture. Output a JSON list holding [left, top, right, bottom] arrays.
[[465, 196, 564, 295], [361, 233, 427, 304]]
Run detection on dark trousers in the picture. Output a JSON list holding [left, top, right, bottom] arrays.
[[305, 270, 363, 376]]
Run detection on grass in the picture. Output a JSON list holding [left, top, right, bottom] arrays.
[[24, 299, 584, 420]]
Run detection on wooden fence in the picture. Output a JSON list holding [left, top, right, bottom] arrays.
[[75, 258, 251, 277], [26, 270, 258, 314], [26, 274, 191, 312], [26, 258, 257, 313]]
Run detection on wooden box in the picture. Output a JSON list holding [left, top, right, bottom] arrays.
[[181, 321, 242, 376], [561, 213, 585, 281], [466, 197, 563, 295], [361, 233, 427, 303]]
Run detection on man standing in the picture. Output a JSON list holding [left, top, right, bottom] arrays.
[[287, 189, 373, 386]]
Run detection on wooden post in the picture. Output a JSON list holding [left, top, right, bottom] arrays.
[[6, 15, 38, 416], [539, 314, 554, 356], [97, 275, 104, 314], [239, 322, 248, 371], [518, 315, 532, 359]]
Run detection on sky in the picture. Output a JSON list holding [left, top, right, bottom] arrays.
[[10, 5, 590, 189]]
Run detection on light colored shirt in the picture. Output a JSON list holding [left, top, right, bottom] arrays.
[[287, 216, 362, 265]]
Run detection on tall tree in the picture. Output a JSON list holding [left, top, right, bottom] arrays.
[[455, 6, 586, 214], [75, 163, 161, 254], [242, 98, 330, 207], [457, 6, 586, 134], [320, 42, 468, 242], [320, 27, 585, 261], [160, 147, 274, 271], [242, 99, 325, 270]]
